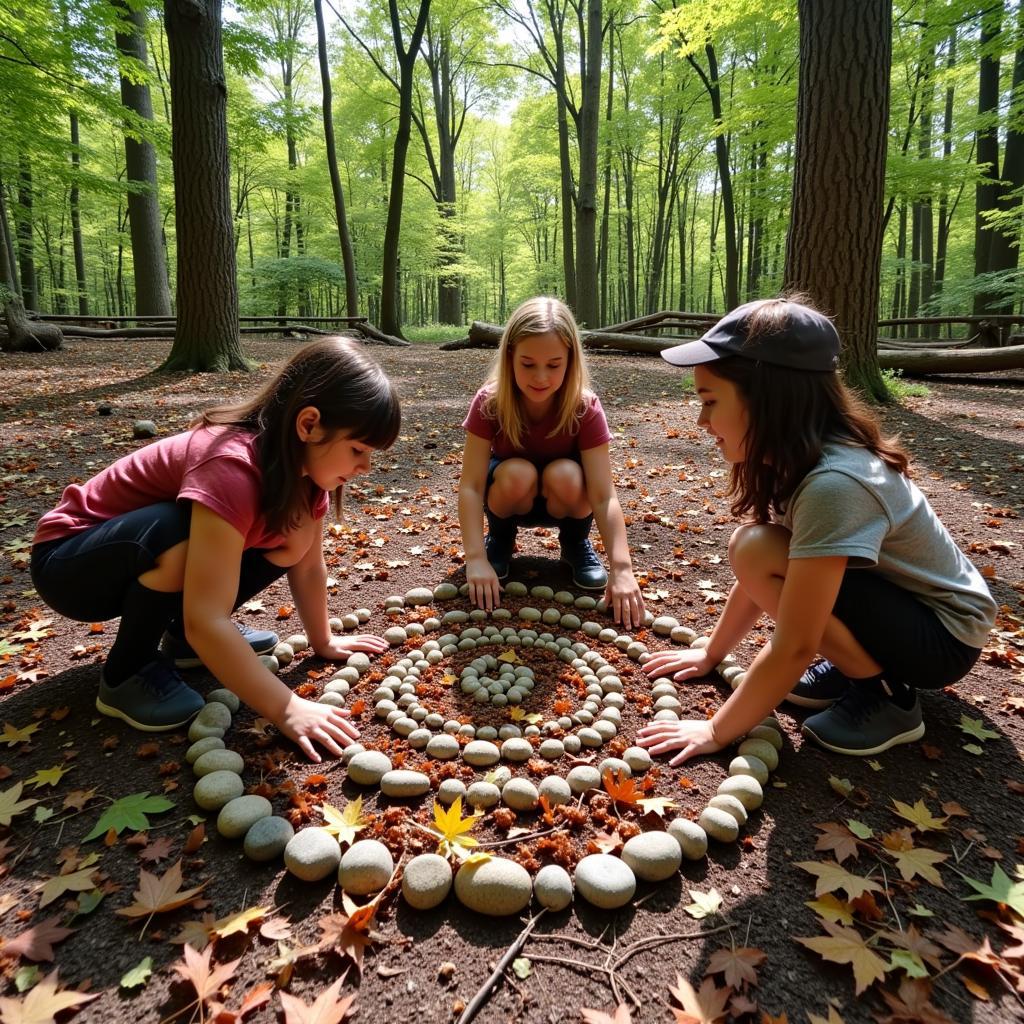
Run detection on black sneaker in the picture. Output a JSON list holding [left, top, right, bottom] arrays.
[[96, 658, 205, 732], [786, 660, 852, 709], [162, 622, 280, 669], [484, 511, 517, 581], [559, 537, 608, 590], [801, 681, 924, 756]]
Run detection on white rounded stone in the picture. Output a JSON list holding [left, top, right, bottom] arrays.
[[652, 616, 679, 636], [193, 749, 244, 778], [284, 633, 309, 652], [539, 738, 565, 760], [698, 806, 740, 843], [747, 725, 784, 751], [384, 626, 408, 646], [402, 853, 452, 909], [217, 795, 273, 839], [380, 770, 431, 798], [193, 771, 244, 811], [538, 775, 572, 806], [574, 854, 636, 909], [463, 740, 501, 767], [567, 765, 601, 794], [347, 750, 393, 786], [437, 779, 467, 805], [621, 831, 683, 881], [729, 754, 770, 787], [501, 737, 533, 762], [717, 774, 764, 811], [737, 738, 779, 772], [426, 734, 461, 760], [534, 864, 573, 911], [339, 839, 394, 895], [244, 816, 294, 862], [667, 818, 708, 861], [284, 827, 341, 881], [622, 747, 653, 774], [466, 781, 501, 809], [455, 857, 533, 916], [708, 793, 748, 826]]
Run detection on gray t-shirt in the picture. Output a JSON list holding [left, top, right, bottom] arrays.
[[780, 442, 996, 649]]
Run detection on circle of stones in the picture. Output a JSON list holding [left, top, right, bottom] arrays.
[[183, 582, 785, 916]]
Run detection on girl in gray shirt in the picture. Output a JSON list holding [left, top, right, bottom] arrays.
[[635, 297, 996, 761]]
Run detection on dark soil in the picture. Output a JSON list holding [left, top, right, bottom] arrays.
[[0, 338, 1022, 1024]]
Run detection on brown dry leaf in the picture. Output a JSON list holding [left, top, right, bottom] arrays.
[[259, 915, 294, 941], [137, 835, 175, 864], [794, 860, 883, 901], [881, 925, 944, 972], [183, 823, 206, 854], [581, 1005, 633, 1024], [0, 969, 98, 1023], [3, 917, 75, 962], [813, 822, 861, 865], [704, 945, 766, 990], [171, 915, 216, 951], [209, 904, 272, 940], [316, 911, 374, 976], [888, 845, 948, 887], [588, 830, 623, 855], [208, 982, 274, 1023], [795, 921, 888, 994], [115, 859, 207, 928], [668, 974, 729, 1023], [171, 942, 241, 1005], [278, 977, 357, 1024], [877, 978, 956, 1023], [37, 867, 99, 909]]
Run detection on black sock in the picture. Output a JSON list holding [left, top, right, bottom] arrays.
[[885, 680, 916, 710], [104, 581, 183, 686]]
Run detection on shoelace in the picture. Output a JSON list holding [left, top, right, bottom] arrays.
[[831, 683, 887, 725], [139, 660, 185, 697], [565, 539, 602, 568]]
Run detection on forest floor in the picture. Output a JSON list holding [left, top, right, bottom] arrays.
[[0, 337, 1022, 1024]]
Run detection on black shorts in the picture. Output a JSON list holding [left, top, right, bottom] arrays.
[[830, 569, 981, 689], [486, 455, 582, 526], [31, 501, 286, 623]]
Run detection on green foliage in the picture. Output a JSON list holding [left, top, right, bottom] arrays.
[[83, 791, 174, 841], [880, 369, 929, 401]]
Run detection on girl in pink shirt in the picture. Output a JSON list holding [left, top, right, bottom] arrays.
[[31, 338, 400, 762], [459, 296, 644, 628]]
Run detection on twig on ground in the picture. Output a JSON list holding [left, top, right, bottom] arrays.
[[478, 827, 558, 848], [524, 953, 642, 1008], [611, 923, 735, 972], [455, 909, 546, 1024]]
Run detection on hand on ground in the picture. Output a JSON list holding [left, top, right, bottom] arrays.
[[278, 694, 360, 763], [642, 647, 717, 683], [466, 557, 502, 612], [315, 634, 389, 660], [635, 717, 723, 766], [605, 570, 645, 631]]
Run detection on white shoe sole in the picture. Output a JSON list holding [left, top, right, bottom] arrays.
[[801, 721, 925, 757], [95, 696, 199, 733], [785, 691, 842, 710]]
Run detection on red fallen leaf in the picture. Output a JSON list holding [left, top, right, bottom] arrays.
[[849, 892, 885, 922], [4, 916, 75, 961], [104, 827, 118, 847], [209, 981, 274, 1023], [183, 823, 206, 854], [0, 675, 16, 692], [304, 774, 328, 789]]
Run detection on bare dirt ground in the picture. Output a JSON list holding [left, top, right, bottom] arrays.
[[0, 337, 1022, 1024]]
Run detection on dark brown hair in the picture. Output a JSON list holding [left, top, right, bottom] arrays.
[[194, 337, 401, 534], [706, 300, 909, 523]]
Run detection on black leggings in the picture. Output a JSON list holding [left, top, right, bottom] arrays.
[[831, 568, 981, 689], [30, 502, 287, 624]]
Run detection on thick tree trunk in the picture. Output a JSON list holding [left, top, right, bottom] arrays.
[[556, 83, 576, 310], [0, 207, 61, 351], [69, 113, 88, 315], [161, 0, 246, 371], [380, 0, 431, 339], [784, 0, 892, 401], [314, 0, 359, 318], [16, 156, 37, 312], [574, 0, 602, 328], [934, 30, 956, 306], [983, 2, 1024, 315], [973, 6, 1002, 314], [115, 0, 172, 317], [0, 175, 21, 299]]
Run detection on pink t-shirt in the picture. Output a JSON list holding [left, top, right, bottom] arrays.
[[462, 385, 611, 461], [33, 426, 328, 549]]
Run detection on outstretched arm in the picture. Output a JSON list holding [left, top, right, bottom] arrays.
[[459, 432, 502, 611], [580, 443, 644, 630]]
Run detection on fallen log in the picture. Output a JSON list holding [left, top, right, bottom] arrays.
[[877, 345, 1024, 374], [439, 320, 690, 353], [2, 299, 63, 352]]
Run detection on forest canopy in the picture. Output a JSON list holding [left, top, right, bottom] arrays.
[[0, 0, 1022, 334]]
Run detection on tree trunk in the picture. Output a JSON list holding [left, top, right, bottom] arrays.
[[380, 0, 431, 339], [69, 113, 88, 315], [556, 83, 576, 310], [598, 25, 614, 327], [934, 29, 956, 306], [0, 175, 21, 299], [973, 5, 1002, 313], [160, 0, 246, 372], [785, 0, 891, 400], [115, 0, 172, 317], [314, 0, 359, 318], [983, 1, 1024, 315], [574, 0, 602, 328], [16, 156, 37, 311], [0, 205, 61, 351]]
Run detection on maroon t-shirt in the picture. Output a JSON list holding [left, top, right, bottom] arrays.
[[34, 426, 328, 549], [462, 385, 611, 461]]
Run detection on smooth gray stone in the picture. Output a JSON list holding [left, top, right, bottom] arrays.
[[698, 806, 740, 843], [717, 774, 764, 810], [463, 740, 501, 767], [598, 757, 631, 780], [538, 775, 572, 806], [622, 746, 653, 774], [244, 815, 294, 862], [384, 626, 408, 646], [667, 818, 708, 861], [426, 734, 461, 760], [566, 765, 601, 794], [185, 736, 225, 764], [188, 719, 225, 742], [217, 795, 273, 839], [454, 857, 532, 916], [466, 781, 501, 810], [621, 831, 683, 881], [433, 583, 459, 601], [500, 737, 533, 762], [505, 581, 528, 596], [193, 749, 244, 778], [380, 770, 431, 798], [402, 853, 452, 909], [709, 793, 748, 826], [339, 839, 394, 895], [737, 738, 779, 772], [206, 689, 240, 713], [193, 771, 244, 811], [574, 854, 636, 909], [284, 827, 341, 881], [652, 615, 680, 636], [534, 864, 573, 911], [437, 779, 467, 805], [405, 587, 434, 606], [539, 738, 565, 760], [502, 778, 539, 811], [729, 754, 770, 787], [347, 750, 393, 785]]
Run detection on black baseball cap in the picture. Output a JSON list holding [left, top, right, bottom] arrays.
[[660, 300, 841, 372]]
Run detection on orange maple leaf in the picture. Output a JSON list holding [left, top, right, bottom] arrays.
[[279, 976, 357, 1024], [704, 946, 766, 990], [171, 942, 242, 1004], [668, 973, 729, 1023], [602, 769, 640, 806], [115, 858, 207, 936]]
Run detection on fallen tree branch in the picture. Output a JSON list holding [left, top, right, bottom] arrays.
[[878, 345, 1024, 374]]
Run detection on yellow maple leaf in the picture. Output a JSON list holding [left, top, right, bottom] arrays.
[[891, 798, 948, 832], [805, 893, 854, 926], [209, 904, 273, 939], [1, 721, 40, 747], [497, 650, 520, 664], [0, 781, 38, 826], [319, 797, 369, 846], [28, 764, 73, 789], [889, 846, 948, 887], [38, 867, 99, 909], [427, 798, 489, 862], [796, 921, 888, 994], [441, 672, 458, 686], [794, 860, 883, 901], [0, 969, 98, 1022], [509, 707, 542, 724], [637, 796, 678, 818]]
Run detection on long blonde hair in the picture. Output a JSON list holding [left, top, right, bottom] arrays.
[[483, 296, 591, 449]]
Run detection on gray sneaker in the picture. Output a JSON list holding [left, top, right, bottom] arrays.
[[801, 681, 924, 756], [161, 622, 279, 669], [96, 658, 205, 732], [786, 660, 852, 708]]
